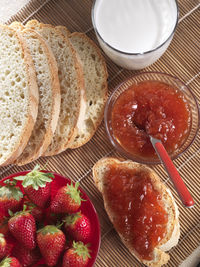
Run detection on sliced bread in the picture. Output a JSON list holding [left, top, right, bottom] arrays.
[[25, 20, 85, 156], [92, 157, 180, 267], [67, 32, 108, 148], [10, 22, 61, 165], [0, 25, 38, 166], [55, 25, 71, 36], [9, 21, 24, 30]]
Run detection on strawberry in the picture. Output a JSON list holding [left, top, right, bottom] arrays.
[[44, 208, 62, 225], [12, 244, 41, 267], [0, 257, 21, 267], [14, 165, 54, 208], [0, 234, 6, 260], [4, 235, 15, 257], [50, 182, 83, 213], [0, 180, 23, 213], [63, 212, 91, 243], [37, 225, 66, 267], [8, 207, 36, 250], [64, 238, 73, 252], [24, 201, 43, 222], [0, 213, 9, 236], [62, 241, 91, 267]]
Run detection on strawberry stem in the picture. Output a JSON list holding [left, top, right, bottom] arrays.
[[3, 179, 17, 186], [0, 183, 23, 201], [63, 212, 81, 225], [66, 182, 83, 205], [8, 210, 13, 217], [55, 221, 64, 229], [9, 205, 30, 218], [37, 225, 61, 235], [0, 257, 13, 266], [72, 241, 91, 260], [14, 165, 54, 190]]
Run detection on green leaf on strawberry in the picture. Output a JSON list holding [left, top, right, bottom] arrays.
[[3, 180, 17, 186], [8, 204, 29, 217], [0, 257, 12, 267], [67, 182, 83, 205], [64, 212, 81, 225], [62, 241, 91, 267], [37, 225, 61, 235], [72, 241, 91, 260], [14, 164, 54, 190], [0, 256, 20, 267], [0, 184, 23, 201]]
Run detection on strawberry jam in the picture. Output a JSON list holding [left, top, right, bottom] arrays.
[[103, 164, 168, 260], [111, 81, 191, 160]]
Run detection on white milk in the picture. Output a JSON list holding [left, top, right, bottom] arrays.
[[92, 0, 178, 69]]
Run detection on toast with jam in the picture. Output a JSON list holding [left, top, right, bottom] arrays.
[[92, 157, 180, 267]]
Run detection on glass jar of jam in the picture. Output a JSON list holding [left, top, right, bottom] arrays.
[[106, 77, 192, 163]]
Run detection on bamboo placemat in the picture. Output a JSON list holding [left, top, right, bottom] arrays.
[[2, 0, 200, 266]]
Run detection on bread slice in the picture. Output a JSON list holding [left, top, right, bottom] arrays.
[[25, 20, 85, 156], [9, 23, 61, 165], [92, 157, 180, 267], [0, 25, 38, 166], [55, 25, 71, 36], [55, 26, 87, 150], [9, 21, 24, 31], [67, 32, 108, 148]]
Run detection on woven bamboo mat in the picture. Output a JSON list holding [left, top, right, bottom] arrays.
[[2, 0, 200, 266]]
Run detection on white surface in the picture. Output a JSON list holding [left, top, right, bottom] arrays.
[[94, 0, 177, 53], [0, 0, 30, 23]]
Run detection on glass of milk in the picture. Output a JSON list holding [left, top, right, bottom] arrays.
[[92, 0, 178, 70]]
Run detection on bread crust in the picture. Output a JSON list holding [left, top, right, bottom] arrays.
[[92, 157, 180, 267], [25, 20, 84, 156], [55, 25, 71, 36], [59, 32, 85, 152], [68, 32, 108, 149], [14, 27, 61, 165], [9, 21, 24, 30], [55, 28, 87, 150], [0, 25, 39, 166]]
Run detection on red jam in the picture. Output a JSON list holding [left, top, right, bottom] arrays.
[[103, 164, 168, 260], [111, 81, 191, 159]]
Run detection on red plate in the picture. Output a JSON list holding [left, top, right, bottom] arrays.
[[0, 171, 101, 267]]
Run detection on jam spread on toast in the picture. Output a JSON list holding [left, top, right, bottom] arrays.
[[111, 81, 191, 160], [103, 164, 168, 260]]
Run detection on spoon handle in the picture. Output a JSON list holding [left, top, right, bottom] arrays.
[[152, 139, 195, 208]]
